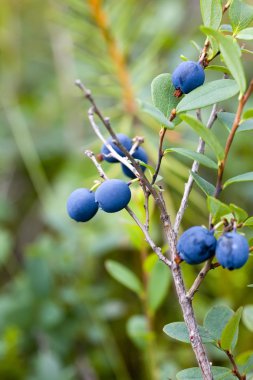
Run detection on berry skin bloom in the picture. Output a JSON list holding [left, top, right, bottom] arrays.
[[215, 232, 249, 270], [172, 61, 205, 94], [121, 146, 148, 179], [95, 179, 131, 213], [177, 226, 216, 264], [101, 134, 132, 163], [67, 188, 99, 222]]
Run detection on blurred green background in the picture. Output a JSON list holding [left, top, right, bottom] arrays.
[[1, 0, 253, 379]]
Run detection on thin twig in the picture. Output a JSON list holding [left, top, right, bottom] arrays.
[[215, 80, 253, 197], [151, 127, 167, 185], [85, 150, 108, 180], [225, 350, 246, 380], [187, 259, 217, 300], [174, 104, 218, 234]]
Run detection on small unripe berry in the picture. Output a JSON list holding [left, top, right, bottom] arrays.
[[172, 61, 205, 94], [216, 232, 249, 270], [67, 188, 98, 222], [177, 226, 216, 264], [95, 179, 131, 213], [101, 134, 132, 163], [121, 147, 148, 179]]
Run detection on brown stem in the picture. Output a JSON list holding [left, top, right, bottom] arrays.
[[225, 350, 246, 380], [87, 0, 136, 114], [215, 80, 253, 198]]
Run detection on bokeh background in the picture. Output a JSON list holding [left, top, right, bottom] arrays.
[[1, 0, 253, 379]]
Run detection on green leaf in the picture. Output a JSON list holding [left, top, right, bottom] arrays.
[[244, 217, 253, 226], [139, 100, 174, 129], [220, 307, 243, 351], [126, 315, 150, 349], [180, 114, 224, 161], [237, 27, 253, 40], [237, 351, 253, 373], [176, 79, 239, 113], [191, 171, 216, 196], [217, 112, 253, 133], [147, 261, 171, 313], [223, 172, 253, 189], [229, 0, 253, 34], [105, 260, 143, 296], [201, 27, 246, 95], [242, 108, 253, 120], [204, 306, 234, 342], [229, 203, 248, 222], [163, 322, 214, 344], [176, 366, 234, 380], [200, 0, 222, 29], [151, 73, 181, 125], [242, 305, 253, 332], [164, 147, 218, 169], [205, 65, 231, 75], [207, 196, 231, 221]]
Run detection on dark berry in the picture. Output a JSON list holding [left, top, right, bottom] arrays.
[[101, 134, 132, 163], [95, 179, 131, 213], [172, 61, 205, 94], [177, 226, 216, 264], [121, 146, 148, 179], [67, 188, 98, 222], [216, 232, 249, 270]]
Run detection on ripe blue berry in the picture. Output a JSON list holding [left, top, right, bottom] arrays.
[[101, 134, 132, 163], [177, 226, 216, 264], [172, 61, 205, 94], [95, 179, 131, 213], [121, 147, 148, 178], [216, 232, 249, 270], [67, 188, 98, 222]]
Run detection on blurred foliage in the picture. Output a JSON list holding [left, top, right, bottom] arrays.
[[0, 0, 253, 379]]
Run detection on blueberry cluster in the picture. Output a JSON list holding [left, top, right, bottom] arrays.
[[177, 226, 249, 270], [172, 61, 205, 95], [101, 134, 148, 179], [67, 179, 131, 222]]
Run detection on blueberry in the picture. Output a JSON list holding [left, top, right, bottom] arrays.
[[95, 179, 131, 213], [101, 134, 132, 163], [216, 232, 249, 270], [172, 61, 205, 94], [67, 188, 98, 222], [121, 147, 148, 178], [177, 226, 216, 264]]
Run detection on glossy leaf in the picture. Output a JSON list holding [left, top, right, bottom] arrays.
[[217, 112, 253, 133], [201, 27, 246, 95], [176, 79, 239, 113], [180, 114, 224, 161], [220, 307, 243, 351], [229, 0, 253, 34], [105, 260, 143, 296], [242, 108, 253, 120], [139, 100, 174, 129], [223, 172, 253, 189], [204, 305, 234, 341], [200, 0, 222, 29], [147, 261, 171, 313], [237, 27, 253, 40], [230, 203, 248, 222], [151, 73, 181, 124], [163, 322, 214, 344], [244, 217, 253, 227], [207, 196, 231, 220], [242, 305, 253, 332], [176, 366, 234, 380], [191, 171, 216, 196], [205, 65, 231, 75], [164, 147, 218, 169]]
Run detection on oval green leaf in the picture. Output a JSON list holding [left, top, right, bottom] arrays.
[[237, 27, 253, 40], [200, 0, 222, 30], [147, 260, 171, 313], [176, 366, 234, 380], [163, 322, 214, 344], [176, 79, 239, 113], [204, 305, 234, 341], [105, 260, 143, 296], [139, 100, 174, 129], [223, 172, 253, 189], [191, 171, 216, 196], [165, 147, 218, 169], [220, 307, 243, 351]]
